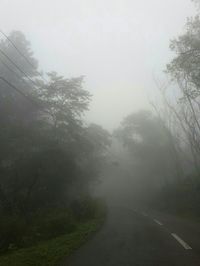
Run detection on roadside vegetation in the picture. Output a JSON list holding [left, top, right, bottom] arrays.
[[115, 0, 200, 220], [0, 199, 105, 266], [0, 31, 109, 264]]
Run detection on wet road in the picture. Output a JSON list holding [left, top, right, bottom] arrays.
[[64, 206, 200, 266]]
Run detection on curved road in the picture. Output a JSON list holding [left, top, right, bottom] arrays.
[[63, 206, 200, 266]]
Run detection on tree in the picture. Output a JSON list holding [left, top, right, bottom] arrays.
[[0, 30, 40, 120], [38, 72, 91, 144], [116, 111, 178, 189], [0, 31, 41, 162], [0, 30, 111, 218], [165, 2, 200, 172], [0, 30, 110, 252], [167, 15, 200, 98], [78, 124, 111, 186]]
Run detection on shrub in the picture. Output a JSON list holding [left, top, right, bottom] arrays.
[[0, 215, 29, 252], [70, 197, 106, 221], [36, 209, 76, 239]]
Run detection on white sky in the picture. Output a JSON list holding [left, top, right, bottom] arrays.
[[0, 0, 196, 130]]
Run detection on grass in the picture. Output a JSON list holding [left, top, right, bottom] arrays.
[[0, 218, 103, 266]]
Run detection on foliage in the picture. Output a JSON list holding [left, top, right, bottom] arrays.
[[0, 197, 105, 252], [147, 0, 200, 215], [0, 31, 109, 255], [151, 174, 200, 218], [163, 1, 200, 174], [116, 110, 179, 190], [0, 218, 103, 266], [167, 15, 200, 98]]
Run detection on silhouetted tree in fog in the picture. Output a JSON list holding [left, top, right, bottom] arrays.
[[0, 31, 110, 250], [116, 110, 178, 191]]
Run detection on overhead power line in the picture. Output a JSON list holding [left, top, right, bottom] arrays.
[[0, 56, 22, 80], [0, 77, 52, 116], [0, 30, 36, 69], [0, 76, 40, 107], [0, 29, 59, 97], [0, 47, 38, 87], [0, 54, 40, 92], [0, 29, 48, 83], [0, 30, 53, 113]]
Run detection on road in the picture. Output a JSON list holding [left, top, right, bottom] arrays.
[[63, 206, 200, 266]]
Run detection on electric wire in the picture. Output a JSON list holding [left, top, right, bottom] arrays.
[[0, 47, 38, 87]]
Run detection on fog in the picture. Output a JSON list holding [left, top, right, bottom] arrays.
[[2, 1, 200, 265], [0, 0, 195, 130]]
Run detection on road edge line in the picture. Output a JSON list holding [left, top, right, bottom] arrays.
[[171, 233, 192, 250]]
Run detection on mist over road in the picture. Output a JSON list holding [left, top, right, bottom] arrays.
[[65, 206, 200, 266]]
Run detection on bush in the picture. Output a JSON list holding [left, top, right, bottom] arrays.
[[0, 215, 29, 252], [152, 175, 200, 218], [0, 218, 103, 266], [0, 208, 76, 253], [0, 198, 106, 254], [35, 209, 76, 239], [70, 197, 106, 221]]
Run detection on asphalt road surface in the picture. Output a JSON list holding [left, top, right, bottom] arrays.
[[63, 206, 200, 266]]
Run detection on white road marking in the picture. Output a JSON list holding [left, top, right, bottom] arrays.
[[154, 219, 163, 226], [171, 233, 192, 250]]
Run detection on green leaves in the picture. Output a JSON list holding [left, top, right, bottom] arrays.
[[167, 16, 200, 97]]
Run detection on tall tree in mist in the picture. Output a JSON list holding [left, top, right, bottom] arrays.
[[116, 110, 177, 190], [162, 1, 200, 173], [0, 31, 110, 217]]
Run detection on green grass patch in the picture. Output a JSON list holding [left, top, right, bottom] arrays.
[[0, 218, 103, 266]]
